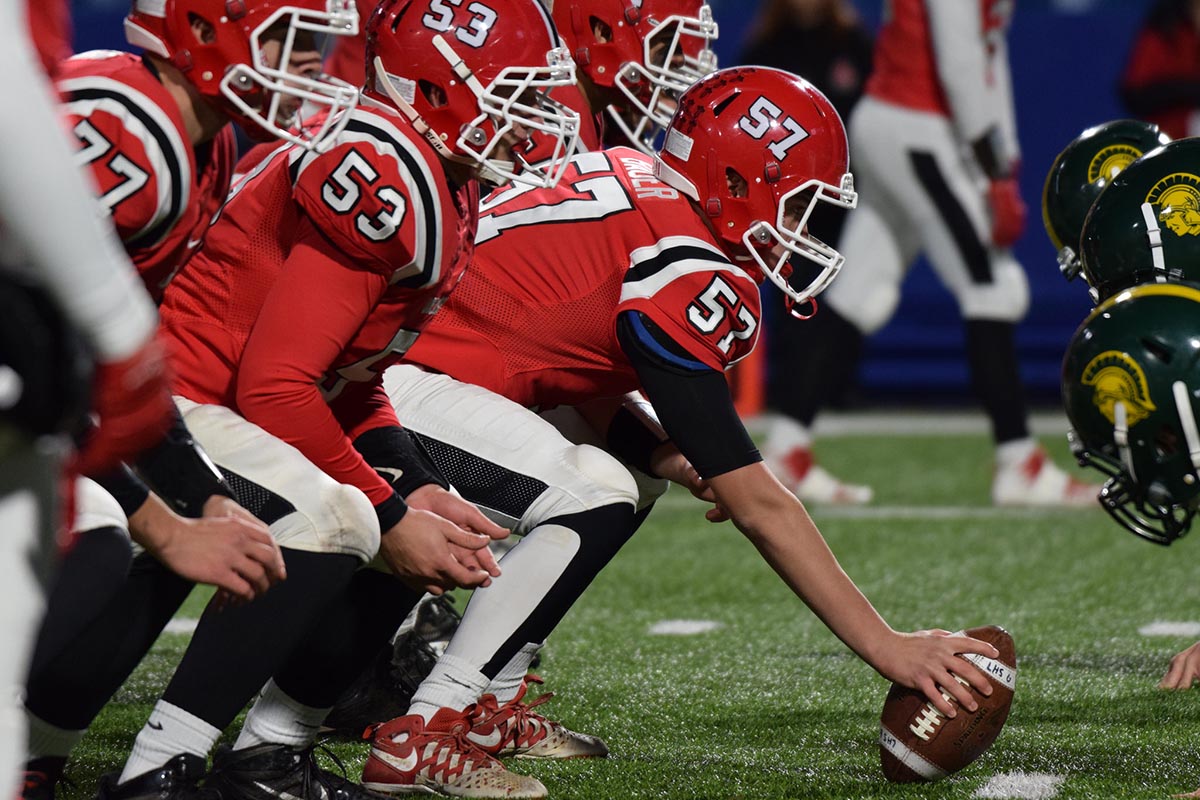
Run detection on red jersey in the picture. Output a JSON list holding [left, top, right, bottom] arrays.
[[1121, 20, 1200, 140], [405, 147, 760, 409], [56, 52, 236, 302], [160, 102, 477, 506], [867, 0, 1012, 141], [27, 0, 71, 77]]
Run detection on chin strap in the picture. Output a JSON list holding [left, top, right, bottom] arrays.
[[371, 54, 474, 169], [1173, 380, 1200, 479]]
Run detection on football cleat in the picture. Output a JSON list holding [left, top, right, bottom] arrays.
[[93, 754, 217, 800], [410, 595, 463, 657], [991, 446, 1099, 508], [765, 445, 873, 506], [207, 742, 386, 800], [362, 708, 546, 799], [324, 630, 439, 738], [467, 676, 608, 760], [21, 768, 58, 800]]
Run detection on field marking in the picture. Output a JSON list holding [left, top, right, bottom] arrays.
[[745, 410, 1073, 439], [1139, 621, 1200, 637], [974, 772, 1065, 799], [648, 619, 723, 636], [163, 618, 198, 635], [655, 493, 1077, 520]]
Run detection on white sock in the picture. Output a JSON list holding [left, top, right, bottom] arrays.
[[484, 643, 543, 705], [119, 701, 220, 783], [25, 711, 85, 758], [763, 414, 812, 454], [234, 680, 329, 750], [995, 437, 1038, 469], [407, 654, 490, 722]]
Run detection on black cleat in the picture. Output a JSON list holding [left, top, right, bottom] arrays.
[[207, 743, 386, 800], [323, 630, 439, 738], [93, 754, 216, 800]]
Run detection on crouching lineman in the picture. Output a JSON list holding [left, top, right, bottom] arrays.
[[224, 66, 1004, 800], [78, 1, 582, 799]]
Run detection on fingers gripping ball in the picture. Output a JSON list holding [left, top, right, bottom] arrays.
[[879, 625, 1017, 782]]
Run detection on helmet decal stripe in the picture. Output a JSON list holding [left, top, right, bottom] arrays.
[[1172, 380, 1200, 475]]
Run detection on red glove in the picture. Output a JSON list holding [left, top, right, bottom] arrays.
[[73, 336, 174, 477], [988, 177, 1027, 249]]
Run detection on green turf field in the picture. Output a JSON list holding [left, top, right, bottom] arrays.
[[60, 423, 1200, 800]]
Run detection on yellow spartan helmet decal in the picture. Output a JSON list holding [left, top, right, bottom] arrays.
[[1146, 173, 1200, 236], [1088, 144, 1143, 185], [1081, 350, 1157, 428]]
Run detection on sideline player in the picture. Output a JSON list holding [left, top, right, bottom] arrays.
[[99, 2, 580, 799], [21, 1, 361, 794], [758, 0, 1096, 507]]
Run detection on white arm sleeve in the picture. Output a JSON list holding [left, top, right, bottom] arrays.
[[925, 0, 1011, 160], [0, 0, 157, 361]]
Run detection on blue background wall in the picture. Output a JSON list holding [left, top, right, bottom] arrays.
[[67, 0, 1155, 405]]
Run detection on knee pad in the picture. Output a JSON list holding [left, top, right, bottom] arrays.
[[521, 444, 638, 531], [958, 254, 1030, 323], [276, 482, 380, 563]]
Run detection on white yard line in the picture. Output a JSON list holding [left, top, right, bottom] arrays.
[[743, 410, 1074, 438], [648, 620, 723, 636], [1139, 621, 1200, 637], [974, 772, 1066, 799]]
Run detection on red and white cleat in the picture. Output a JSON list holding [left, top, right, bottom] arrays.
[[467, 676, 608, 760], [766, 445, 873, 506], [992, 446, 1099, 508]]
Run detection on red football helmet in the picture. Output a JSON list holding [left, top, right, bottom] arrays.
[[655, 66, 856, 314], [554, 0, 717, 154], [124, 0, 360, 150], [364, 0, 581, 188]]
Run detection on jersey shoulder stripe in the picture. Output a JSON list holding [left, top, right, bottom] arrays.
[[620, 235, 739, 301], [294, 111, 443, 287], [58, 75, 190, 247]]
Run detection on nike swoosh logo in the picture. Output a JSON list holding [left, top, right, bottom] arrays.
[[373, 748, 419, 774], [254, 781, 321, 800], [148, 720, 164, 731], [186, 238, 204, 249], [467, 728, 502, 749], [376, 467, 405, 482]]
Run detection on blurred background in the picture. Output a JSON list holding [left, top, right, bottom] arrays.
[[66, 0, 1156, 407]]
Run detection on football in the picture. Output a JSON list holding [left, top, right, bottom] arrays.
[[878, 625, 1017, 782]]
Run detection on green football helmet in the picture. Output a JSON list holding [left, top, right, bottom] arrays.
[[1078, 137, 1200, 303], [1042, 119, 1169, 282], [1061, 283, 1200, 544]]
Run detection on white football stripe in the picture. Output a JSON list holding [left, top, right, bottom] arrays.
[[648, 619, 722, 635], [163, 618, 198, 635], [960, 653, 1018, 691], [1139, 621, 1200, 637], [878, 725, 947, 781], [974, 771, 1065, 799]]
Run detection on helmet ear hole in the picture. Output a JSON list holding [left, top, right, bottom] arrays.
[[188, 12, 216, 45], [419, 80, 448, 108], [725, 167, 748, 198]]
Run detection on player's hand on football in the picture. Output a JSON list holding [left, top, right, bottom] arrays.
[[380, 507, 497, 594], [73, 336, 175, 477], [877, 629, 998, 718], [1159, 641, 1200, 690]]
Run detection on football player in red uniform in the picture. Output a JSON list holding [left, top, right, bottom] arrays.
[[21, 3, 361, 796], [758, 0, 1097, 507], [90, 2, 580, 800], [233, 67, 1002, 800]]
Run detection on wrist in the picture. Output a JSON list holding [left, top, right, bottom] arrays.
[[375, 492, 408, 532]]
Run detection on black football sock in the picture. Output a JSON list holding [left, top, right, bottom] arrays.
[[28, 526, 132, 669], [25, 552, 193, 731], [160, 547, 360, 730], [273, 568, 422, 709], [768, 303, 864, 427], [964, 319, 1030, 445]]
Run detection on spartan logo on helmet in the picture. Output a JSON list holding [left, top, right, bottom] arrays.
[[1146, 173, 1200, 237], [1088, 144, 1144, 185], [1080, 351, 1157, 428]]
